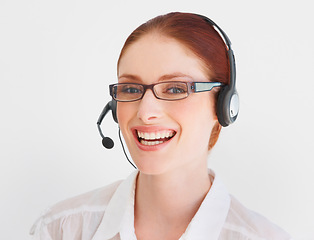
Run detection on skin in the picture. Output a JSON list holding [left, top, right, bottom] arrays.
[[117, 33, 218, 240]]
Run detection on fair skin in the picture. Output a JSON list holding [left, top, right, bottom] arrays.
[[117, 33, 218, 240]]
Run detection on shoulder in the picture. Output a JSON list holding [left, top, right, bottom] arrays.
[[47, 180, 122, 217], [30, 180, 123, 238], [220, 195, 292, 240]]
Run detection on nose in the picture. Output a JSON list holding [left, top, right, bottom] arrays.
[[137, 89, 163, 123]]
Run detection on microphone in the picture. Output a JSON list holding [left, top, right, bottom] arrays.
[[97, 101, 114, 149], [102, 136, 114, 149], [97, 100, 137, 169]]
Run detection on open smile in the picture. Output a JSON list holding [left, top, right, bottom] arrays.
[[131, 127, 177, 150], [136, 130, 176, 146]]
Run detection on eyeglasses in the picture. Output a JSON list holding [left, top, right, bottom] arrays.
[[109, 81, 224, 102]]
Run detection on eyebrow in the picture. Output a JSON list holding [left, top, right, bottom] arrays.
[[118, 72, 193, 82], [118, 74, 141, 82], [159, 73, 193, 81]]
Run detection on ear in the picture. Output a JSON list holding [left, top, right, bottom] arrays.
[[208, 121, 222, 151]]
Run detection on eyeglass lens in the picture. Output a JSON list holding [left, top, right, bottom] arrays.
[[112, 82, 189, 101]]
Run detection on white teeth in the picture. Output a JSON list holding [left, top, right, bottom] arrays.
[[156, 131, 161, 139], [137, 130, 175, 141], [144, 132, 150, 139], [141, 140, 164, 146]]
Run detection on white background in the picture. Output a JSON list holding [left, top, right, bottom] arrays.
[[1, 0, 314, 239]]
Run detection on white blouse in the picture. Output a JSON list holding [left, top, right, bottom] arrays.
[[30, 170, 292, 240]]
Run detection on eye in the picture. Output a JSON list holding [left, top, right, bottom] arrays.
[[167, 87, 185, 94], [121, 85, 142, 94], [163, 83, 187, 94]]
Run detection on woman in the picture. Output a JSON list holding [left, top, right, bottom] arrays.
[[31, 12, 291, 240]]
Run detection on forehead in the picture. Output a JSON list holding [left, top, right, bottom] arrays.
[[118, 34, 207, 82]]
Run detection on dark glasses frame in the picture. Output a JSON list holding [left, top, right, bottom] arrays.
[[109, 81, 224, 102]]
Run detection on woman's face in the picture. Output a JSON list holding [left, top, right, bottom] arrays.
[[117, 34, 218, 175]]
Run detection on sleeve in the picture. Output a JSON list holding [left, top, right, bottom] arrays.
[[29, 215, 53, 240], [29, 208, 88, 240], [29, 206, 62, 240]]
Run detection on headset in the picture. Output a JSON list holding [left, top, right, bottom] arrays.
[[196, 15, 239, 127], [97, 14, 239, 152]]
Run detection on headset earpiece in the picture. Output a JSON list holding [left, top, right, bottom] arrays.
[[217, 85, 239, 127]]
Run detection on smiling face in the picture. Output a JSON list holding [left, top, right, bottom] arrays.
[[117, 33, 218, 175]]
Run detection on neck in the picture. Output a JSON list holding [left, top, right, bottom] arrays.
[[134, 161, 211, 239]]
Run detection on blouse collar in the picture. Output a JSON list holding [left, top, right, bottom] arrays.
[[92, 170, 138, 240], [92, 169, 230, 240]]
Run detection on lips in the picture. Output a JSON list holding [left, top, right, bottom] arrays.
[[134, 129, 176, 146]]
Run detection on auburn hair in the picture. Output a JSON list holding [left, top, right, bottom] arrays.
[[117, 12, 231, 150]]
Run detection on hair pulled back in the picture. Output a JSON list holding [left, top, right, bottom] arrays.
[[118, 12, 230, 85]]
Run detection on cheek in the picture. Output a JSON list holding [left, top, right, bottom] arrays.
[[117, 101, 136, 118], [177, 95, 217, 144], [116, 102, 139, 150], [116, 102, 125, 123], [116, 102, 136, 130], [178, 94, 216, 122]]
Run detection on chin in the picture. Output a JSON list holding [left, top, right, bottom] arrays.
[[133, 155, 175, 176], [135, 161, 167, 176]]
